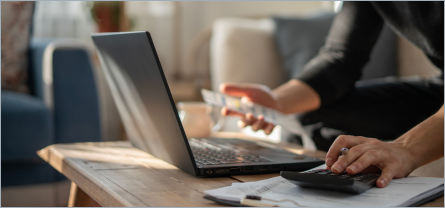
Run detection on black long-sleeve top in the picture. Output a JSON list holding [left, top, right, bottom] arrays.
[[296, 1, 444, 105]]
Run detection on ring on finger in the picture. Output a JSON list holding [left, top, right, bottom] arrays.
[[340, 147, 349, 155]]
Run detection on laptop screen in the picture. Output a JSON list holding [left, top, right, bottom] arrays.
[[92, 32, 198, 176]]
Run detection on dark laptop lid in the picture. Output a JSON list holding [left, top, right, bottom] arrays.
[[92, 31, 198, 176]]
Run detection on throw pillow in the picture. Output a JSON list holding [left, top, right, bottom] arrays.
[[1, 1, 34, 93], [273, 12, 397, 81]]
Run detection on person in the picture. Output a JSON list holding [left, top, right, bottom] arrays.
[[219, 1, 444, 188]]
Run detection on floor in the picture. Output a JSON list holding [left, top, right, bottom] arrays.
[[1, 180, 71, 207]]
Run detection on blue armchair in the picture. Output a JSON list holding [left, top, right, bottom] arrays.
[[1, 38, 102, 187]]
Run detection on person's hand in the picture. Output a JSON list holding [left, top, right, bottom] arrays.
[[325, 135, 416, 188], [219, 83, 280, 135]]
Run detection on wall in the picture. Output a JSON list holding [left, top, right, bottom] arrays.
[[126, 1, 332, 80], [397, 37, 441, 78]]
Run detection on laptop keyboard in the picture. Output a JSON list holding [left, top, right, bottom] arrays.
[[189, 138, 272, 166]]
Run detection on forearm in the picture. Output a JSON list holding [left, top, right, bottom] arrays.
[[272, 79, 321, 114], [392, 105, 444, 169]]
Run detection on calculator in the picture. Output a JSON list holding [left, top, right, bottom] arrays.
[[281, 169, 380, 194]]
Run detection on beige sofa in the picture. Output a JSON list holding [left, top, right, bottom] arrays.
[[210, 17, 441, 89], [204, 17, 443, 178]]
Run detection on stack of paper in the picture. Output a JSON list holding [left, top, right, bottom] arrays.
[[204, 166, 444, 207]]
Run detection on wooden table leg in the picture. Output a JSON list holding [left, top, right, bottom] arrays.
[[68, 182, 101, 207]]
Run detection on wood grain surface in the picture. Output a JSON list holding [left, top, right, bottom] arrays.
[[37, 134, 443, 207]]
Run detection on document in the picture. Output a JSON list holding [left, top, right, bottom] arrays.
[[201, 89, 316, 150], [204, 165, 444, 207]]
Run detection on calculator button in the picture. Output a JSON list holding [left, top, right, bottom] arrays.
[[317, 169, 332, 174]]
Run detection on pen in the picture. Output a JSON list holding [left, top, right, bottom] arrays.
[[240, 195, 308, 207], [240, 195, 276, 207]]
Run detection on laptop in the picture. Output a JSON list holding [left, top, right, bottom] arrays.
[[92, 31, 324, 177]]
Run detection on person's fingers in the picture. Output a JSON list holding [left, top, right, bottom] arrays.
[[361, 165, 381, 173], [245, 113, 256, 125], [332, 144, 376, 174], [344, 147, 381, 175], [221, 107, 229, 116], [237, 113, 256, 129], [221, 107, 244, 117], [252, 115, 267, 131], [239, 116, 249, 127], [264, 123, 276, 135], [234, 113, 264, 129], [325, 135, 372, 167], [237, 119, 247, 128], [330, 155, 346, 174], [376, 167, 396, 188]]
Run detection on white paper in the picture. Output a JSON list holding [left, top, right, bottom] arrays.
[[205, 165, 444, 207], [201, 89, 317, 150]]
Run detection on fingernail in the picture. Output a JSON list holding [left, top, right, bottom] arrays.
[[347, 165, 356, 172], [379, 179, 386, 186], [325, 158, 332, 164], [237, 120, 246, 128], [332, 164, 341, 172]]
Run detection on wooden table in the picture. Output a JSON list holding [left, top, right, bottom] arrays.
[[37, 137, 443, 207]]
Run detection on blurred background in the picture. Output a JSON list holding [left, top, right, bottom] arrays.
[[2, 1, 440, 207], [32, 1, 339, 143]]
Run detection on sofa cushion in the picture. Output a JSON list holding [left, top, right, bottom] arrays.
[[52, 49, 102, 144], [1, 90, 53, 160], [1, 161, 66, 187], [210, 18, 287, 91], [273, 12, 398, 81]]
